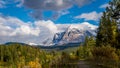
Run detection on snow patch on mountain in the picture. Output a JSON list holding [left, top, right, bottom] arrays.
[[52, 22, 98, 45], [28, 42, 38, 46]]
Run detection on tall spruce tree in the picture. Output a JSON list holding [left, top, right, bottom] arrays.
[[107, 0, 120, 48], [107, 0, 120, 21], [109, 0, 120, 48], [96, 0, 119, 47]]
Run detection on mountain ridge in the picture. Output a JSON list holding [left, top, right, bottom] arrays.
[[52, 23, 97, 45]]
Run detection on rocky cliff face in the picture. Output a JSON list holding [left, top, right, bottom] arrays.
[[53, 24, 97, 45]]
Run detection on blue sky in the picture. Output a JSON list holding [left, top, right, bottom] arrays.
[[0, 0, 110, 25], [0, 0, 111, 44]]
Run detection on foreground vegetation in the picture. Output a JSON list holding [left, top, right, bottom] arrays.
[[0, 37, 120, 68], [0, 44, 44, 68]]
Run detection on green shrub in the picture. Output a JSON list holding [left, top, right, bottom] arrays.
[[92, 46, 119, 68]]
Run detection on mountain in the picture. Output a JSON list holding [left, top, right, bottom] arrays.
[[53, 22, 97, 45]]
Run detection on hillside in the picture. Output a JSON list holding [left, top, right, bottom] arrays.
[[0, 44, 45, 68]]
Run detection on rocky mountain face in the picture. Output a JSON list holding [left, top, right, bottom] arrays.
[[53, 23, 97, 45]]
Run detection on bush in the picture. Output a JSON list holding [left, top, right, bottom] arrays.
[[76, 45, 93, 60], [91, 46, 119, 68]]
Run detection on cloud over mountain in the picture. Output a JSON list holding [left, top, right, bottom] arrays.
[[0, 14, 62, 44], [0, 13, 97, 45]]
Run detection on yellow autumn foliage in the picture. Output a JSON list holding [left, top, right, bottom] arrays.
[[28, 58, 42, 68]]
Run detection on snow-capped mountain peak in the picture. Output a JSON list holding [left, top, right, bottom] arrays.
[[65, 22, 98, 31], [53, 23, 97, 45], [38, 22, 97, 46]]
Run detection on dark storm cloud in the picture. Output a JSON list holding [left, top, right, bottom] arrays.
[[18, 0, 95, 20], [23, 0, 72, 10]]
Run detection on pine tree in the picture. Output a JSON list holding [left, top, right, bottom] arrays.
[[96, 0, 120, 47], [106, 0, 120, 47], [96, 12, 117, 47], [107, 0, 120, 21]]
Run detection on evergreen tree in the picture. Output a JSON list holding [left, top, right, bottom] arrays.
[[96, 12, 117, 47], [106, 0, 120, 48], [106, 0, 120, 21], [96, 0, 119, 47]]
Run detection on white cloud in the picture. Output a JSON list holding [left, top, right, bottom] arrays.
[[75, 11, 102, 21], [0, 25, 13, 36], [10, 25, 40, 36], [99, 3, 109, 8], [0, 13, 98, 45], [57, 22, 98, 31], [0, 14, 59, 44], [28, 42, 38, 46], [0, 15, 40, 36], [35, 20, 58, 34]]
